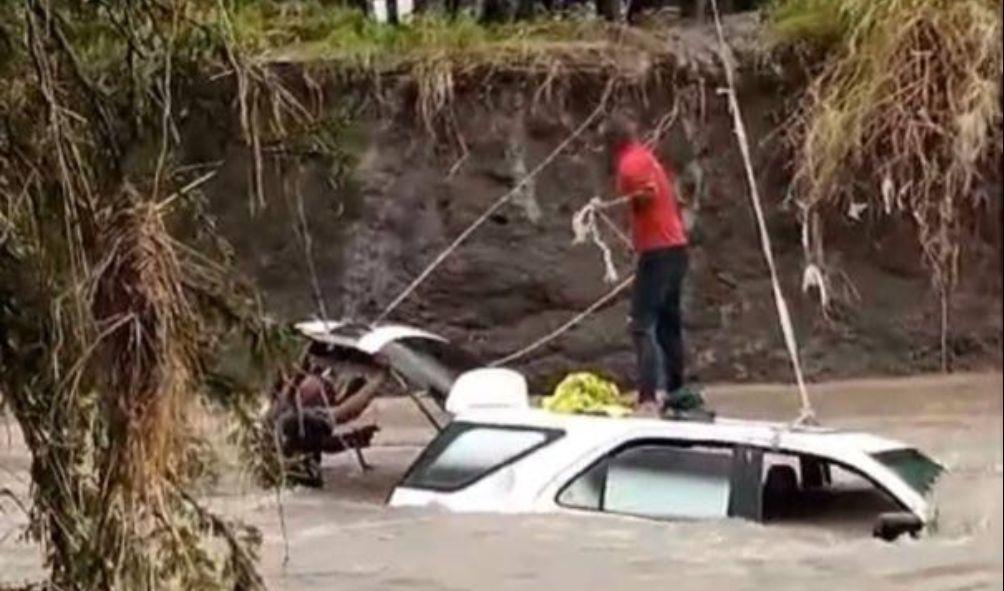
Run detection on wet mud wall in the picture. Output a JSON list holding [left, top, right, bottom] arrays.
[[182, 60, 1003, 391]]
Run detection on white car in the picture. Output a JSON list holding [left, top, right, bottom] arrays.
[[291, 319, 943, 540], [390, 404, 943, 541]]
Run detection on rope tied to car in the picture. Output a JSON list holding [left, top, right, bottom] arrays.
[[709, 0, 816, 426], [490, 274, 635, 367], [490, 194, 637, 367]]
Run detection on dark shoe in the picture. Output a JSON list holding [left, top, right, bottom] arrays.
[[661, 385, 705, 412], [660, 385, 715, 421]]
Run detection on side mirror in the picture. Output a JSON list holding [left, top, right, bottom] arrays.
[[873, 511, 924, 542]]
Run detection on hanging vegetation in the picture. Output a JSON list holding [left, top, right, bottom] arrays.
[[769, 0, 1003, 365], [0, 1, 321, 588]]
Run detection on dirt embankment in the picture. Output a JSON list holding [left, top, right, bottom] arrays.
[[186, 17, 1003, 391]]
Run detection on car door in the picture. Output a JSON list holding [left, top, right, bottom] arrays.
[[555, 439, 761, 521]]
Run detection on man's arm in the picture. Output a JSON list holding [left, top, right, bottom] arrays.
[[619, 184, 657, 208], [589, 188, 650, 213], [602, 157, 658, 210]]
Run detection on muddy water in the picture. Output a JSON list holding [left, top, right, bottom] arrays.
[[2, 373, 1002, 590]]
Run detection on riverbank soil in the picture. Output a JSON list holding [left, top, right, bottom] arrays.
[[194, 41, 1002, 391]]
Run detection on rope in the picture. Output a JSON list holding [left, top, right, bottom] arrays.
[[571, 197, 624, 284], [597, 209, 631, 247], [492, 194, 635, 367], [490, 274, 635, 367], [709, 0, 816, 425], [644, 99, 681, 150], [376, 96, 610, 322]]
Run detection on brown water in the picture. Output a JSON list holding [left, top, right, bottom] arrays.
[[3, 372, 1002, 590]]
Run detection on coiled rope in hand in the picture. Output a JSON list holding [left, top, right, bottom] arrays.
[[571, 197, 623, 284]]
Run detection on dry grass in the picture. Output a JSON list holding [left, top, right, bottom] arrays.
[[222, 1, 715, 140], [90, 196, 198, 491], [774, 0, 1002, 280], [771, 0, 999, 288], [771, 0, 1002, 365]]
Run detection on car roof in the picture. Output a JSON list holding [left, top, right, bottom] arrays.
[[454, 408, 912, 456], [294, 320, 446, 354]]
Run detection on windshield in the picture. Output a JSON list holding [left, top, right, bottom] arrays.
[[401, 421, 562, 491], [381, 337, 482, 402], [871, 449, 943, 496]]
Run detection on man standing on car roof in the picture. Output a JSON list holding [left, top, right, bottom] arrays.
[[602, 114, 690, 413]]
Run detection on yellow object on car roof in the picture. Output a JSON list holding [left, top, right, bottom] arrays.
[[541, 372, 632, 418]]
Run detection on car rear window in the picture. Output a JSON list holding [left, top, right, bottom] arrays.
[[871, 448, 943, 495], [401, 422, 562, 492]]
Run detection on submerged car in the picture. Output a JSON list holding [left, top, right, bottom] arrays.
[[390, 403, 943, 541], [279, 320, 943, 541]]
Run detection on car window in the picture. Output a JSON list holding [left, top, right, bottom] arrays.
[[606, 445, 734, 519], [401, 422, 561, 491], [558, 458, 608, 510], [558, 443, 734, 520], [761, 452, 902, 529], [871, 449, 942, 495]]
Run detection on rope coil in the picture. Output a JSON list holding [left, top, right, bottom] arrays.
[[571, 197, 621, 284]]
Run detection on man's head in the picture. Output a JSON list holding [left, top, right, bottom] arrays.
[[603, 113, 639, 153], [603, 113, 639, 173]]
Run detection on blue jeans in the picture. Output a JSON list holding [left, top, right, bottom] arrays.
[[631, 246, 688, 402]]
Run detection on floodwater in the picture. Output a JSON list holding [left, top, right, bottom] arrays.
[[2, 372, 1002, 590]]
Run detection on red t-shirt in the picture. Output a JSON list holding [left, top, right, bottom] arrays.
[[615, 142, 687, 252]]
